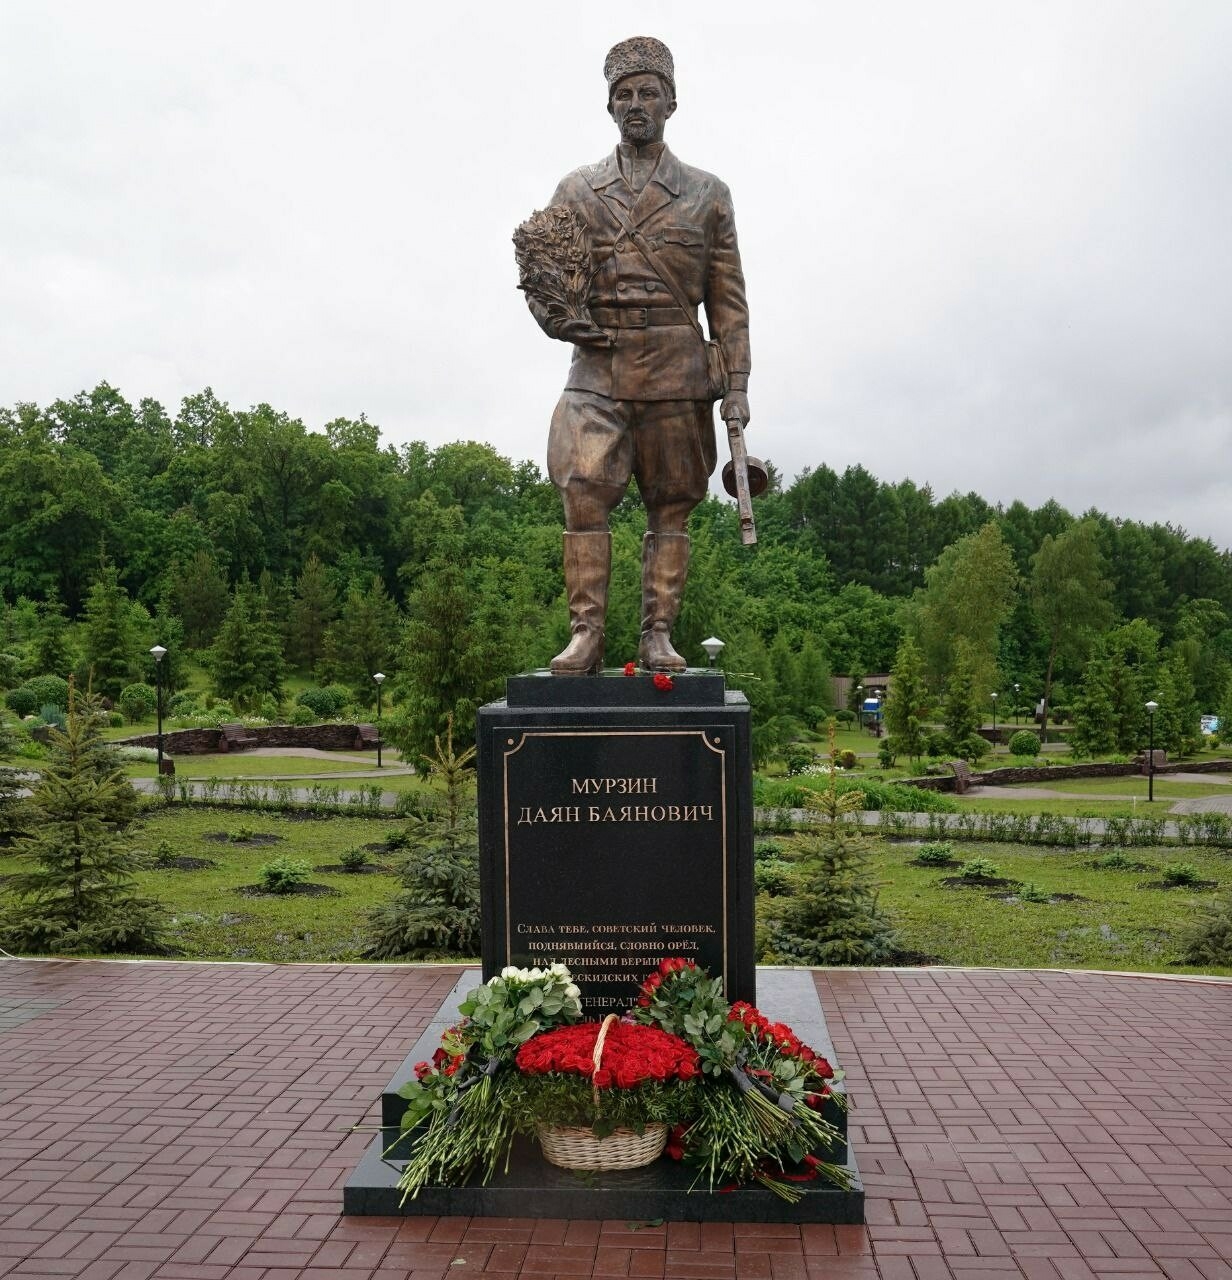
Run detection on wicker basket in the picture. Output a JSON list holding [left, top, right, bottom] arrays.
[[535, 1014, 669, 1171]]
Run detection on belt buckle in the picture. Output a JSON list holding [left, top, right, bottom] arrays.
[[625, 307, 648, 328]]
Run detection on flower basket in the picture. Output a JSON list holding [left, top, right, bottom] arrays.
[[535, 1014, 669, 1171]]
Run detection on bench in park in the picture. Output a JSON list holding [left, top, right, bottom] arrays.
[[949, 759, 974, 794], [356, 724, 380, 748], [218, 723, 259, 752]]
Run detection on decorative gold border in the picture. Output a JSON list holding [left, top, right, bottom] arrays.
[[500, 729, 730, 991]]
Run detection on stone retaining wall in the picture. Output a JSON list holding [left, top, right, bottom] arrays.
[[120, 724, 376, 755]]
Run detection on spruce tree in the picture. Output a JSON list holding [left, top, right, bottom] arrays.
[[365, 718, 479, 959], [208, 580, 285, 711], [289, 553, 338, 674], [941, 641, 983, 758], [322, 575, 400, 704], [0, 716, 29, 846], [0, 686, 167, 954], [794, 640, 831, 722], [81, 565, 136, 700], [884, 635, 929, 762], [1070, 648, 1117, 757], [767, 728, 899, 964], [173, 549, 229, 650], [33, 589, 74, 677]]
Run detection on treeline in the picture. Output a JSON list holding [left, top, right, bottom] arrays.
[[3, 382, 1232, 760]]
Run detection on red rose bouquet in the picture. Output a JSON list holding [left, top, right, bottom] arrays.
[[507, 1016, 702, 1167], [633, 958, 848, 1200]]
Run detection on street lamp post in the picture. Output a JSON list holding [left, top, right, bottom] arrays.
[[1145, 699, 1159, 802], [701, 636, 725, 669], [149, 645, 167, 774], [855, 684, 864, 733], [1014, 683, 1021, 726], [373, 673, 386, 769], [991, 691, 998, 737]]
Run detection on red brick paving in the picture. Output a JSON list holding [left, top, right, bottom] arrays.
[[0, 962, 1229, 1279]]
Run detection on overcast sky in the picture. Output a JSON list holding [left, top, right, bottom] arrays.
[[3, 1, 1231, 548]]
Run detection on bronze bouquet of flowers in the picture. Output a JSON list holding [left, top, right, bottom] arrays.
[[512, 205, 597, 333]]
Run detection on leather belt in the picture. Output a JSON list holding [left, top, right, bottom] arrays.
[[590, 305, 693, 329]]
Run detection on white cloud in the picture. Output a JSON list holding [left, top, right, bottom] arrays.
[[2, 0, 1230, 545]]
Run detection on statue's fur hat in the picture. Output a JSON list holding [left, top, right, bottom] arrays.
[[603, 37, 675, 98]]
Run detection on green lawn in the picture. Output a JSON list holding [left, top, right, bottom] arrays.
[[0, 808, 407, 963], [121, 753, 383, 780], [956, 796, 1185, 818], [766, 836, 1231, 977]]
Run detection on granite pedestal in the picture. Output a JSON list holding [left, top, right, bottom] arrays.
[[343, 967, 863, 1222], [477, 670, 755, 1012]]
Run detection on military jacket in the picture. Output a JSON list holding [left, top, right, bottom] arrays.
[[538, 145, 751, 402]]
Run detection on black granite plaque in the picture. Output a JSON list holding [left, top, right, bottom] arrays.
[[478, 671, 755, 1013]]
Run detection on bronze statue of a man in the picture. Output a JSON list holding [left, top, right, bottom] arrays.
[[522, 36, 751, 675]]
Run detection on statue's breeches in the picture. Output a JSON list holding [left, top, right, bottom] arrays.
[[547, 391, 717, 512]]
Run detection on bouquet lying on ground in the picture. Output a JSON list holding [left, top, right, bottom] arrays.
[[394, 964, 583, 1200], [634, 958, 849, 1201]]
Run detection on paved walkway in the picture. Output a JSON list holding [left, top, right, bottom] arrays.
[[1, 959, 1229, 1279]]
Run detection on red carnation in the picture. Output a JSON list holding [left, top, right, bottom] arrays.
[[652, 672, 674, 691], [624, 662, 636, 676]]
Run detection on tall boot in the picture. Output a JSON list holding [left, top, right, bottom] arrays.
[[550, 531, 610, 675], [639, 531, 690, 672]]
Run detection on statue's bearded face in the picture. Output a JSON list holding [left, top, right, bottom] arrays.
[[608, 73, 675, 146]]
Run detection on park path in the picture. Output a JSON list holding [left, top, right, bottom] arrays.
[[1, 957, 1229, 1279]]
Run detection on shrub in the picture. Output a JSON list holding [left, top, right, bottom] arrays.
[[1009, 730, 1040, 759], [754, 858, 794, 897], [258, 695, 280, 722], [366, 719, 479, 959], [923, 731, 949, 758], [833, 709, 855, 724], [753, 839, 784, 861], [339, 847, 371, 872], [24, 675, 70, 710], [38, 704, 67, 731], [782, 745, 815, 776], [915, 842, 956, 865], [1096, 851, 1136, 869], [108, 711, 125, 728], [295, 687, 336, 717], [1018, 882, 1052, 903], [324, 684, 352, 712], [837, 749, 858, 770], [4, 687, 37, 718], [288, 704, 314, 726], [152, 841, 178, 868], [0, 653, 20, 687], [958, 857, 1001, 881], [877, 739, 896, 768], [167, 691, 201, 716], [954, 733, 988, 765], [119, 683, 159, 725], [1162, 862, 1203, 887], [755, 773, 957, 814], [258, 857, 311, 893], [1180, 892, 1232, 965]]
